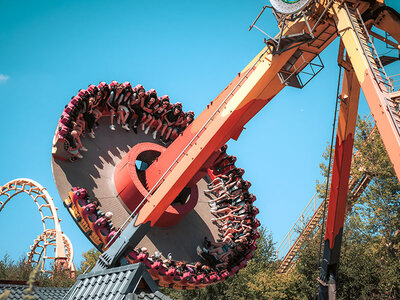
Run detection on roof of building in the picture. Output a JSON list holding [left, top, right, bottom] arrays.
[[0, 283, 70, 300], [63, 263, 171, 300], [0, 263, 170, 300], [130, 290, 172, 300]]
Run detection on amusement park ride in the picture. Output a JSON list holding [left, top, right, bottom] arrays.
[[0, 179, 75, 275], [48, 0, 400, 299]]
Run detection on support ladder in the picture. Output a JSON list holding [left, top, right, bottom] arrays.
[[344, 4, 400, 138], [344, 4, 392, 92]]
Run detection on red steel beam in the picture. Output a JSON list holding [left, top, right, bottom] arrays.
[[319, 51, 361, 297]]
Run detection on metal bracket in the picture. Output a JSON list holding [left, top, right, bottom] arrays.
[[278, 49, 324, 89], [92, 215, 151, 272], [249, 3, 317, 55]]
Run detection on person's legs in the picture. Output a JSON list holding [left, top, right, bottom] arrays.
[[117, 109, 124, 124], [93, 109, 102, 121], [145, 117, 155, 134], [211, 177, 223, 186], [119, 107, 130, 130], [165, 127, 173, 141], [222, 236, 232, 244], [85, 113, 96, 134], [109, 109, 116, 130], [204, 183, 224, 194], [160, 123, 168, 138], [152, 120, 163, 139], [209, 193, 228, 204], [142, 114, 152, 132], [71, 130, 87, 152], [212, 207, 231, 215], [170, 129, 180, 141], [68, 147, 82, 159], [126, 110, 136, 126], [133, 111, 143, 131]]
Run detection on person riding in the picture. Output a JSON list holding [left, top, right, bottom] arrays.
[[130, 84, 146, 133], [116, 82, 132, 131], [97, 81, 110, 107], [170, 111, 194, 141], [160, 102, 184, 143], [140, 89, 158, 131], [143, 95, 170, 138], [106, 81, 124, 130]]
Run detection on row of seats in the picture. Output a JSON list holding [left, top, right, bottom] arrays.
[[196, 144, 260, 279], [56, 81, 195, 160], [121, 146, 260, 288], [63, 147, 259, 288], [65, 184, 252, 288], [57, 82, 260, 287], [67, 187, 118, 250]]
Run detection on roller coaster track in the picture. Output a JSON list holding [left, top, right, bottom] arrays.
[[0, 178, 75, 274], [27, 229, 75, 274]]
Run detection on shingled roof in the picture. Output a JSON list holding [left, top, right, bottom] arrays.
[[63, 263, 171, 300], [0, 283, 70, 299]]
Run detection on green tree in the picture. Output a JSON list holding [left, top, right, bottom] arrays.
[[0, 254, 34, 282], [293, 116, 400, 299], [77, 248, 100, 275], [162, 227, 292, 300]]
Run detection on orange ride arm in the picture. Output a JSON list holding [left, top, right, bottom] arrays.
[[332, 3, 400, 180], [135, 18, 338, 227], [135, 50, 290, 226]]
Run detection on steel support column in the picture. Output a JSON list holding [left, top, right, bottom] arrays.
[[318, 55, 361, 299]]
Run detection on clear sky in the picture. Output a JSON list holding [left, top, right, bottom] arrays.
[[0, 0, 399, 268]]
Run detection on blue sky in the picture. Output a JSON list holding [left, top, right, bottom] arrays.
[[0, 0, 399, 268]]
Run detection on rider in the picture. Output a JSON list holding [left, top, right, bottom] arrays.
[[140, 89, 158, 131], [106, 80, 123, 130], [144, 95, 170, 138], [116, 82, 132, 131], [160, 102, 184, 143], [129, 84, 146, 133], [170, 111, 194, 141]]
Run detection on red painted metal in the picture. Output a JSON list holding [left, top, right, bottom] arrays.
[[325, 60, 361, 248], [114, 142, 199, 227], [325, 134, 355, 248], [114, 142, 166, 212]]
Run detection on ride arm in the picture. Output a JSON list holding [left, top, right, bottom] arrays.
[[332, 2, 400, 180], [92, 216, 151, 271], [133, 18, 338, 226]]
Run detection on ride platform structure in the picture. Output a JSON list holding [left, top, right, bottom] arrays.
[[48, 0, 400, 299]]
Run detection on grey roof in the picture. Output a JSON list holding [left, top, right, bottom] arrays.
[[63, 263, 169, 300], [133, 290, 172, 300], [0, 284, 70, 300]]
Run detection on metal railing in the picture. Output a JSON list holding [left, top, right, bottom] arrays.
[[275, 178, 326, 260], [344, 3, 393, 93], [390, 74, 400, 92]]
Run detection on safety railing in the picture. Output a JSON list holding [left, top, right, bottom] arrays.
[[275, 178, 326, 261], [390, 74, 400, 92]]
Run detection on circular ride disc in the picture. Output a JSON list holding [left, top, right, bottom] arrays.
[[269, 0, 313, 14], [52, 117, 219, 262], [51, 82, 259, 288]]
